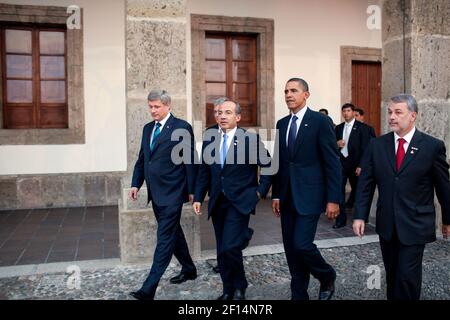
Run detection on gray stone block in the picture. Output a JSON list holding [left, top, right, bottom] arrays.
[[382, 0, 412, 42], [41, 175, 66, 208], [63, 175, 86, 207], [119, 199, 200, 264], [106, 174, 123, 205], [411, 0, 450, 36], [127, 0, 186, 18], [415, 101, 450, 147], [126, 20, 186, 96], [411, 36, 450, 99], [85, 176, 106, 207], [17, 177, 43, 209], [381, 38, 412, 100], [0, 178, 18, 210]]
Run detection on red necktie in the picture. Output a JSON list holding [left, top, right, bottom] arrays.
[[396, 138, 406, 171]]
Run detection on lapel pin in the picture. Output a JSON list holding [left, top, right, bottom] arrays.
[[410, 150, 414, 154], [304, 124, 308, 127], [411, 146, 418, 151]]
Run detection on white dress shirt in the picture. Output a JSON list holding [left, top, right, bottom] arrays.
[[151, 112, 171, 145], [286, 106, 308, 145], [394, 126, 416, 154], [220, 126, 237, 155], [341, 118, 355, 158]]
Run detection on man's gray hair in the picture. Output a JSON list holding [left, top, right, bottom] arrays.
[[214, 97, 241, 115], [147, 89, 171, 105], [213, 97, 229, 107], [390, 94, 418, 113]]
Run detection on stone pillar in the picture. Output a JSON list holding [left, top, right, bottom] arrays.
[[119, 0, 200, 264], [382, 0, 450, 234]]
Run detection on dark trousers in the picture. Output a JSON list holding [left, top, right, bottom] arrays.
[[281, 187, 336, 300], [212, 193, 252, 295], [337, 157, 358, 225], [140, 202, 196, 298], [379, 228, 425, 300]]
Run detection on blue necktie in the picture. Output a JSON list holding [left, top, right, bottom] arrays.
[[288, 115, 298, 157], [150, 122, 161, 150], [221, 133, 228, 168]]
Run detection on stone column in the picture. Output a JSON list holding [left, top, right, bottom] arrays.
[[382, 0, 450, 234], [119, 0, 200, 264]]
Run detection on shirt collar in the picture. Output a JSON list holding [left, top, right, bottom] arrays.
[[291, 106, 308, 120], [394, 126, 416, 144], [345, 118, 355, 127], [221, 126, 237, 139], [156, 112, 171, 128]]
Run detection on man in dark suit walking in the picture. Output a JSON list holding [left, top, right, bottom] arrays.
[[353, 94, 450, 300], [129, 90, 198, 300], [334, 103, 372, 228], [272, 78, 342, 300], [193, 99, 272, 300]]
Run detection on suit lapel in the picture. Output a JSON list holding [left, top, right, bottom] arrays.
[[398, 130, 422, 174], [279, 117, 289, 154], [384, 132, 397, 173], [222, 128, 242, 170], [293, 108, 312, 154]]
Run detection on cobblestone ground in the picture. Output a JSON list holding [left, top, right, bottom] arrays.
[[0, 241, 449, 300]]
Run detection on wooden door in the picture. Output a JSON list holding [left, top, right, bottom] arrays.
[[351, 61, 381, 136], [205, 33, 257, 127]]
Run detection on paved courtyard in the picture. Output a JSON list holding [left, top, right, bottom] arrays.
[[1, 240, 448, 300]]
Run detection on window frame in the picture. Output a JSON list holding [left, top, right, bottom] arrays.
[[191, 14, 274, 131], [205, 32, 258, 127], [1, 23, 69, 129], [0, 3, 84, 145]]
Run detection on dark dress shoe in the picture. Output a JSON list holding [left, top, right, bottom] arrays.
[[217, 293, 233, 300], [318, 279, 335, 300], [130, 290, 154, 300], [233, 289, 246, 300], [169, 271, 197, 284], [332, 222, 346, 229], [212, 265, 220, 273]]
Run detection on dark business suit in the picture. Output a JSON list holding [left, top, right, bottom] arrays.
[[194, 127, 272, 295], [335, 120, 371, 224], [272, 108, 342, 300], [354, 130, 450, 299], [131, 114, 197, 298]]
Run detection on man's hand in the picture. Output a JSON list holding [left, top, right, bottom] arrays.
[[193, 202, 202, 216], [442, 224, 450, 240], [337, 140, 345, 148], [129, 187, 139, 201], [325, 202, 339, 220], [189, 194, 194, 203], [353, 219, 365, 238], [355, 167, 362, 176], [272, 199, 281, 218]]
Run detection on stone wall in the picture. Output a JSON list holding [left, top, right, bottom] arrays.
[[0, 172, 123, 210], [120, 0, 201, 264], [382, 0, 450, 233]]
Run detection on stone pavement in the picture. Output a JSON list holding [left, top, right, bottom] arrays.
[[1, 239, 448, 300]]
